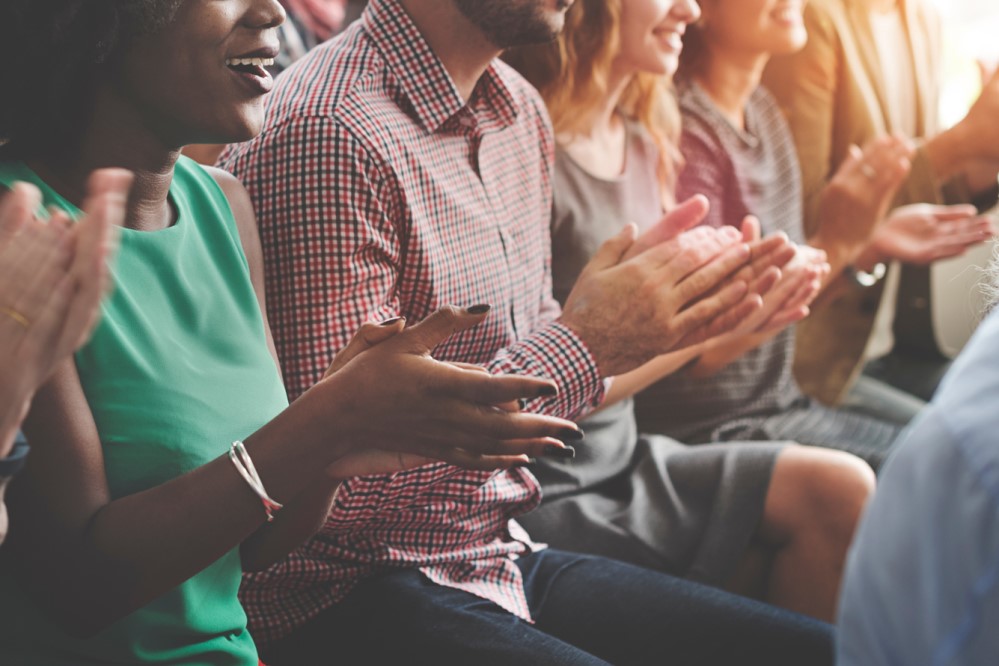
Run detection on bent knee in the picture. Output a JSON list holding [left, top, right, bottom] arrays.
[[763, 445, 875, 541]]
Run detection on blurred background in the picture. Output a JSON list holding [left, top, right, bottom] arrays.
[[926, 0, 999, 355]]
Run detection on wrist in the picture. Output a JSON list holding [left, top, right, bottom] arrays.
[[925, 125, 970, 184], [853, 243, 887, 273]]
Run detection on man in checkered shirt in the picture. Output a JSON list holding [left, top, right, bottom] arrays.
[[219, 0, 834, 662]]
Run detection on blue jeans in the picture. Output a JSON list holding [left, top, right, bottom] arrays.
[[263, 549, 832, 665]]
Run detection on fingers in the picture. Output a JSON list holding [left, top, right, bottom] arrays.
[[745, 232, 794, 277], [430, 365, 561, 408], [670, 241, 751, 306], [677, 289, 762, 349], [0, 182, 42, 247], [623, 195, 710, 261], [327, 317, 407, 375], [670, 277, 752, 348], [759, 305, 810, 335], [740, 216, 761, 243], [749, 266, 781, 297], [584, 222, 638, 272], [651, 225, 743, 285], [921, 204, 980, 222], [393, 304, 492, 354], [53, 176, 129, 355], [445, 362, 523, 412]]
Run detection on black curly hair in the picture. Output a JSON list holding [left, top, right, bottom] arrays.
[[0, 0, 183, 157]]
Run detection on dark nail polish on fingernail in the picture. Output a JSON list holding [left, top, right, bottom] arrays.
[[466, 304, 491, 314], [518, 398, 529, 411], [560, 428, 584, 441], [515, 457, 538, 467], [544, 445, 576, 459], [380, 316, 405, 326], [537, 385, 558, 397]]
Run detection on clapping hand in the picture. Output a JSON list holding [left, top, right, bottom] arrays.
[[872, 204, 996, 264], [0, 169, 130, 452], [319, 306, 582, 480], [816, 135, 913, 253]]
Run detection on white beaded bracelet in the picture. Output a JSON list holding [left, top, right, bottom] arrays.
[[228, 440, 284, 522]]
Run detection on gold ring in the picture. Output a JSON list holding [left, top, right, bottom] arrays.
[[860, 164, 877, 180], [0, 307, 29, 329]]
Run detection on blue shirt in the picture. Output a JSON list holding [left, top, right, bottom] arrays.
[[837, 308, 999, 666]]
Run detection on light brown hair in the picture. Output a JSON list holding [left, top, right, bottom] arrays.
[[504, 0, 681, 197]]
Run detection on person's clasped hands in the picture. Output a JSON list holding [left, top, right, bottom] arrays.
[[558, 195, 796, 377]]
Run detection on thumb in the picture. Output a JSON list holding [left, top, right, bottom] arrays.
[[584, 222, 638, 272], [0, 182, 43, 246], [740, 215, 761, 243], [326, 317, 406, 375], [396, 304, 491, 354], [624, 195, 710, 261]]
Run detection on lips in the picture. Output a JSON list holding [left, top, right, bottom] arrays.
[[652, 26, 685, 53], [225, 47, 279, 95]]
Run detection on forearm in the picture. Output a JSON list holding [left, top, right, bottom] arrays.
[[599, 346, 703, 408], [240, 476, 341, 571], [924, 125, 970, 186], [17, 385, 354, 635], [688, 331, 776, 379]]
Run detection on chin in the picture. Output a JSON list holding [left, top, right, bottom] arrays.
[[771, 35, 807, 56]]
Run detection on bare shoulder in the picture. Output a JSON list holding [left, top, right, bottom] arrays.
[[202, 166, 255, 225]]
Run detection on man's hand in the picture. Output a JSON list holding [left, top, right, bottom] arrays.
[[560, 197, 789, 377]]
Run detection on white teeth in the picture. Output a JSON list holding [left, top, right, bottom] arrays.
[[225, 57, 276, 67]]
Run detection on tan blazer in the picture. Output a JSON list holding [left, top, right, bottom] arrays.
[[762, 0, 971, 404]]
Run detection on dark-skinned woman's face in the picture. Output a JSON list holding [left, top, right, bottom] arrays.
[[112, 0, 285, 147]]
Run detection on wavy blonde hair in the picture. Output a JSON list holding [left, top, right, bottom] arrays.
[[504, 0, 682, 198]]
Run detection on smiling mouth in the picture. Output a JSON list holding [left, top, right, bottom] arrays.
[[225, 57, 275, 73], [225, 57, 275, 95]]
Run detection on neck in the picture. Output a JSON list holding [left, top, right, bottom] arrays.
[[27, 83, 180, 232], [694, 47, 769, 130], [573, 64, 633, 140], [399, 0, 502, 100]]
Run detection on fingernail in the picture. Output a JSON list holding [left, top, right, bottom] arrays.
[[544, 445, 576, 459], [518, 398, 529, 410], [380, 316, 405, 326], [537, 384, 558, 397], [466, 304, 491, 315], [515, 457, 538, 467], [560, 427, 584, 441]]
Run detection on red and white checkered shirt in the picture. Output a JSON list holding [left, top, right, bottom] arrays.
[[219, 0, 605, 646]]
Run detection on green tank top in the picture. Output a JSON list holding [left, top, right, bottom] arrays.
[[0, 156, 290, 665]]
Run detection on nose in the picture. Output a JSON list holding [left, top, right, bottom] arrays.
[[674, 0, 702, 23], [245, 0, 286, 29]]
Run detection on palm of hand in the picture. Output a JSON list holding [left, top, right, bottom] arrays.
[[874, 204, 995, 265]]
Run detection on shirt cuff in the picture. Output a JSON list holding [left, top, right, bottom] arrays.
[[493, 322, 605, 420]]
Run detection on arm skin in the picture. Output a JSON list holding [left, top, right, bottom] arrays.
[[6, 168, 577, 637], [209, 167, 343, 573]]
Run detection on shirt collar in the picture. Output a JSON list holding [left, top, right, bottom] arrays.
[[363, 0, 519, 134]]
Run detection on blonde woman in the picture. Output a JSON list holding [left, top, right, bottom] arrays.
[[506, 0, 896, 622]]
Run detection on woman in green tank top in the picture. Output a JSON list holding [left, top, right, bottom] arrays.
[[0, 1, 581, 664]]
